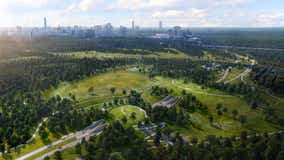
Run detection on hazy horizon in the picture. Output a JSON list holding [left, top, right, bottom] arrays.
[[0, 0, 283, 28]]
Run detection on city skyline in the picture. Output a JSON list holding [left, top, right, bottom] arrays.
[[0, 0, 283, 28]]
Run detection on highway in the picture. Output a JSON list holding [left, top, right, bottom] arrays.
[[16, 120, 106, 160]]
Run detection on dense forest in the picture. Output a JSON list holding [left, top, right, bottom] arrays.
[[0, 31, 283, 159], [197, 29, 284, 49], [68, 121, 284, 160], [0, 56, 137, 150]]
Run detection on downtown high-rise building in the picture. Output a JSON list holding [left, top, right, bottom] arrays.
[[132, 20, 135, 31], [159, 21, 163, 30], [44, 17, 47, 31]]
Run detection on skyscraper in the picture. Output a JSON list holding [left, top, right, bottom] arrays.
[[132, 20, 135, 31], [44, 17, 47, 31], [159, 21, 163, 30]]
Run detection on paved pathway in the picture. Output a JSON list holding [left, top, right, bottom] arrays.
[[26, 118, 48, 144], [0, 118, 49, 156], [216, 68, 229, 83], [224, 68, 252, 84]]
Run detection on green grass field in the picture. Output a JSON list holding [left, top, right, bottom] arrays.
[[110, 105, 147, 126], [42, 69, 282, 141], [224, 67, 246, 83], [44, 70, 153, 102], [49, 50, 190, 60], [154, 76, 282, 139]]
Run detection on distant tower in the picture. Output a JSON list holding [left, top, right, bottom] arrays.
[[159, 21, 163, 30], [44, 17, 47, 31], [132, 20, 135, 31]]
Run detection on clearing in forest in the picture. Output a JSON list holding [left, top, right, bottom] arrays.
[[110, 105, 147, 126]]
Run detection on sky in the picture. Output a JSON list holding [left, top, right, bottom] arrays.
[[0, 0, 283, 27]]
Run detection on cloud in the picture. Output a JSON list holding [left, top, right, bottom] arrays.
[[153, 8, 207, 18], [254, 11, 284, 26], [78, 0, 103, 11], [213, 0, 254, 6], [0, 0, 49, 9], [110, 0, 181, 10], [152, 10, 184, 18]]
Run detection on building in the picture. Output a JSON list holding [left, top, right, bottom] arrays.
[[132, 20, 135, 31], [104, 23, 113, 35], [119, 26, 128, 36], [44, 17, 47, 31], [152, 33, 170, 39], [152, 96, 179, 108], [94, 25, 103, 36], [159, 21, 163, 30]]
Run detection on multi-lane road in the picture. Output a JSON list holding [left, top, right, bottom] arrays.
[[16, 120, 106, 160]]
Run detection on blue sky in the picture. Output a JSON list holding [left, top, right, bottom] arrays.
[[0, 0, 283, 27]]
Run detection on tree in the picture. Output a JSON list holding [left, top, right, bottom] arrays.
[[154, 128, 161, 146], [191, 137, 198, 144], [216, 103, 223, 110], [43, 156, 50, 160], [39, 127, 49, 140], [119, 99, 124, 105], [111, 87, 116, 95], [121, 116, 128, 124], [130, 112, 136, 119], [208, 115, 213, 124], [114, 97, 119, 105], [88, 87, 94, 93], [232, 109, 238, 119], [75, 143, 82, 155], [239, 115, 247, 125], [217, 110, 223, 116], [240, 131, 247, 142], [251, 100, 258, 109], [223, 107, 228, 113], [265, 146, 275, 160], [54, 151, 62, 160], [276, 151, 284, 160]]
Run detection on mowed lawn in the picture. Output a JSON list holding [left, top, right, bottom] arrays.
[[50, 50, 190, 60], [110, 105, 147, 126], [224, 67, 246, 83], [154, 76, 282, 138], [43, 70, 153, 101]]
